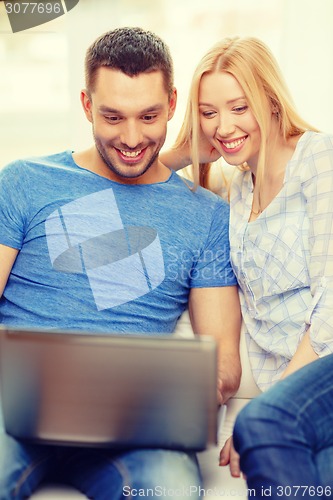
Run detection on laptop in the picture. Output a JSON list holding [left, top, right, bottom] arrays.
[[0, 327, 218, 451]]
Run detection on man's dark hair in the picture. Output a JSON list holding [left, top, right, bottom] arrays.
[[85, 27, 174, 97]]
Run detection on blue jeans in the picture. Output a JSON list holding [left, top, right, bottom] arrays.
[[233, 354, 333, 499], [0, 430, 202, 499]]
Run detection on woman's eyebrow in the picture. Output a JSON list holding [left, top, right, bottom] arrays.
[[199, 96, 246, 106]]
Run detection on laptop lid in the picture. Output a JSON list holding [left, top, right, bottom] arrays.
[[0, 327, 218, 451]]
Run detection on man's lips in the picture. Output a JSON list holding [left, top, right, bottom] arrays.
[[116, 147, 147, 163]]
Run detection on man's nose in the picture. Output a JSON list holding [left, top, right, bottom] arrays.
[[120, 121, 143, 149]]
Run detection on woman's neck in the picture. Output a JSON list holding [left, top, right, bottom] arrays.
[[249, 132, 302, 220]]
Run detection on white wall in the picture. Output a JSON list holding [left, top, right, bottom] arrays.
[[1, 0, 333, 166], [280, 0, 333, 133]]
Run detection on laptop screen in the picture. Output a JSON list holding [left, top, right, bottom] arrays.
[[0, 327, 218, 451]]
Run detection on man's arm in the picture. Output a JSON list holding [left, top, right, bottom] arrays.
[[189, 286, 241, 404], [0, 244, 19, 297]]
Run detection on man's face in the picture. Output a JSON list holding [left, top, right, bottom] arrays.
[[81, 68, 176, 183]]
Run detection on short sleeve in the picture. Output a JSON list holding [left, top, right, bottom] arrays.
[[189, 199, 237, 288], [0, 162, 28, 249]]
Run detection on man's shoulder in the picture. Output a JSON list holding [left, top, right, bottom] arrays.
[[1, 150, 72, 174]]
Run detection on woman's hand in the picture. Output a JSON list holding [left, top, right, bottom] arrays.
[[160, 142, 191, 171], [160, 130, 221, 170], [198, 130, 221, 164], [219, 436, 242, 477]]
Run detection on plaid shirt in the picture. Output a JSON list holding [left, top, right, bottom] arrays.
[[229, 131, 333, 390]]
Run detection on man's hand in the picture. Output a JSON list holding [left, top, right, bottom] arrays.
[[217, 376, 223, 406], [219, 436, 242, 477]]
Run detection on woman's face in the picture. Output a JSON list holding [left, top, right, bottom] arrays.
[[198, 71, 265, 170]]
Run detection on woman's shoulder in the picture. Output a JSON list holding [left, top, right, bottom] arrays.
[[296, 130, 333, 157], [289, 131, 333, 184]]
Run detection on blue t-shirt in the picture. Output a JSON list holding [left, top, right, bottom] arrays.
[[0, 151, 236, 333]]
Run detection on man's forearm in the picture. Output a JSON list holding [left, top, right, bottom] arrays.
[[188, 286, 242, 404], [218, 351, 242, 404]]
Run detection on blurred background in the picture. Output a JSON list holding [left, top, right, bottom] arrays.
[[1, 0, 333, 166]]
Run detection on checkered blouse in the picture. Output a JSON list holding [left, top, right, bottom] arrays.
[[229, 131, 333, 390]]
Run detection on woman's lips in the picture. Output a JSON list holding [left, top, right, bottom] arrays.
[[219, 136, 247, 154]]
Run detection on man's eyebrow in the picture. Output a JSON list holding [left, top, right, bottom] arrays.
[[141, 105, 164, 113], [98, 104, 164, 114], [98, 106, 119, 114]]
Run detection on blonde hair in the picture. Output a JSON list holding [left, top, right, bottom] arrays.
[[174, 36, 318, 194]]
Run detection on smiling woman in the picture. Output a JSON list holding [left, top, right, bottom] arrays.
[[160, 33, 333, 485], [198, 71, 262, 172]]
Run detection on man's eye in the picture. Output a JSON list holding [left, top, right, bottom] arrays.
[[143, 115, 157, 121], [105, 116, 120, 122]]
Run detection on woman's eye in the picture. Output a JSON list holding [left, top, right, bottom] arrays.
[[201, 111, 216, 118], [233, 106, 248, 113]]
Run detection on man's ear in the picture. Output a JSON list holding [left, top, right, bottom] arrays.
[[80, 89, 93, 123], [168, 87, 177, 121]]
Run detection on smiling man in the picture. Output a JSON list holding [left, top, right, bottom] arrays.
[[77, 66, 175, 183], [0, 27, 241, 498]]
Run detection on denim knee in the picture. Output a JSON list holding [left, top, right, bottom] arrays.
[[67, 448, 202, 500], [233, 401, 257, 455], [233, 397, 291, 455], [119, 449, 201, 491], [0, 432, 54, 500]]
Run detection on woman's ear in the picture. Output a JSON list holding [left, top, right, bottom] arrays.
[[270, 99, 280, 117]]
